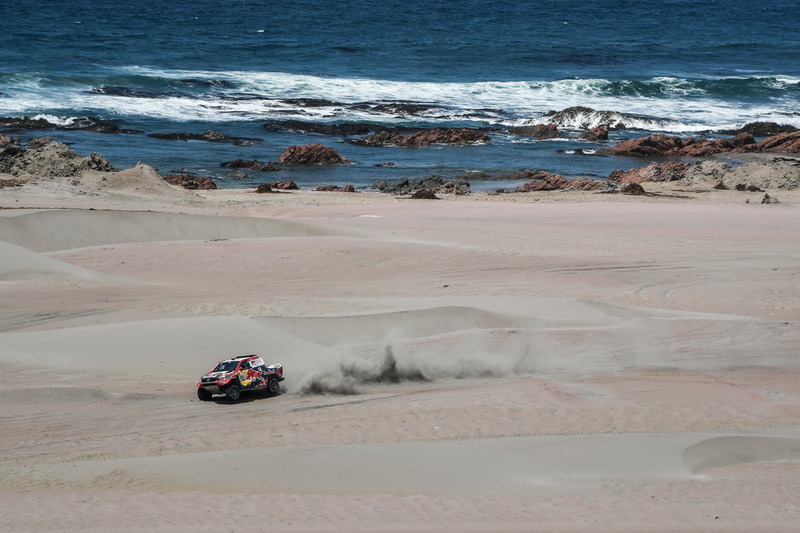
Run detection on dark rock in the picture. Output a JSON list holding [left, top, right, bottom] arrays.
[[762, 193, 779, 204], [0, 116, 142, 134], [360, 102, 445, 115], [373, 175, 470, 195], [316, 184, 357, 192], [163, 173, 217, 190], [279, 98, 339, 107], [622, 183, 647, 195], [224, 171, 250, 180], [220, 158, 280, 171], [276, 143, 351, 165], [264, 120, 379, 136], [735, 184, 763, 192], [88, 85, 163, 98], [410, 190, 438, 199], [79, 118, 143, 134], [0, 134, 15, 147], [255, 183, 277, 193], [353, 128, 490, 147], [148, 129, 262, 143], [721, 122, 798, 137], [179, 78, 234, 89], [545, 106, 643, 130], [578, 124, 609, 141], [0, 116, 60, 132], [508, 123, 565, 139], [270, 180, 299, 190]]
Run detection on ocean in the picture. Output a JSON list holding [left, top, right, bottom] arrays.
[[2, 0, 799, 191]]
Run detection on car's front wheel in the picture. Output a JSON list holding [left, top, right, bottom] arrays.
[[225, 384, 241, 402], [197, 387, 212, 401], [267, 377, 280, 396]]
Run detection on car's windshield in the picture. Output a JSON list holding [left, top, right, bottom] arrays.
[[213, 360, 239, 372]]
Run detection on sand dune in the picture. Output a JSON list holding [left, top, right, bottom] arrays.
[[0, 208, 346, 253], [0, 240, 116, 281], [683, 436, 800, 473]]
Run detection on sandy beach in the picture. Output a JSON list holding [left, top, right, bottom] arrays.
[[1, 166, 799, 532]]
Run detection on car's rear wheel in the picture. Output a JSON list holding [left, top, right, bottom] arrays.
[[225, 384, 241, 402], [267, 377, 280, 396], [197, 387, 212, 401]]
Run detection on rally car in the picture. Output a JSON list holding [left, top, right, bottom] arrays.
[[197, 354, 283, 402]]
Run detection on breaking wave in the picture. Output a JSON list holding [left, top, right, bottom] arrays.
[[3, 68, 800, 132]]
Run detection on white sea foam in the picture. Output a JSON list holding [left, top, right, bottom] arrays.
[[2, 67, 799, 132]]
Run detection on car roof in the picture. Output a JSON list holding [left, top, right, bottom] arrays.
[[221, 354, 258, 363]]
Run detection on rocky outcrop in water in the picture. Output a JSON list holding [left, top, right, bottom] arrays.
[[604, 130, 800, 158], [264, 120, 411, 137], [544, 106, 678, 130], [220, 158, 281, 171], [148, 129, 261, 144], [0, 141, 117, 178], [0, 116, 143, 134], [163, 173, 217, 190], [276, 143, 351, 165], [508, 123, 565, 139], [719, 121, 798, 137], [578, 125, 609, 141], [354, 128, 490, 147], [603, 133, 758, 157]]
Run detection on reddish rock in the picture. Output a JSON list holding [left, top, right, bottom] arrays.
[[756, 131, 800, 153], [604, 134, 688, 157], [578, 125, 609, 141], [563, 177, 605, 191], [508, 123, 565, 139], [604, 133, 762, 157], [163, 173, 217, 190], [276, 143, 351, 165], [607, 161, 691, 184], [355, 128, 490, 147], [316, 184, 357, 192], [515, 170, 569, 192]]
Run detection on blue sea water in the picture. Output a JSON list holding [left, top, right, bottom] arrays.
[[2, 0, 799, 190]]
